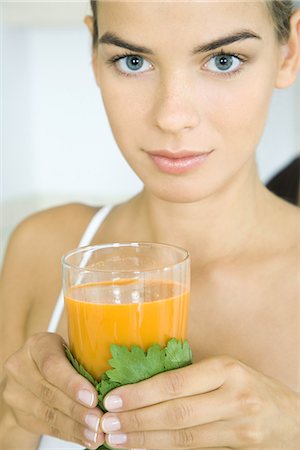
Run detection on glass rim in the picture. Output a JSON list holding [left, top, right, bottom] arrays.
[[62, 241, 190, 273]]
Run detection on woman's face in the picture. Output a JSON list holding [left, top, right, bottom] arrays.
[[93, 0, 286, 203]]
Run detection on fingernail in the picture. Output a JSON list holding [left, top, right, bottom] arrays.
[[108, 433, 127, 445], [104, 394, 123, 411], [84, 428, 97, 443], [85, 414, 100, 432], [78, 390, 94, 407], [102, 416, 121, 432]]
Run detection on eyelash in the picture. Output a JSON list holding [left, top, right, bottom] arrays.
[[206, 49, 247, 78], [105, 49, 247, 79], [106, 51, 149, 78]]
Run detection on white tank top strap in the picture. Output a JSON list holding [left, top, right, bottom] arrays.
[[47, 205, 114, 333], [38, 208, 114, 450], [78, 205, 113, 247]]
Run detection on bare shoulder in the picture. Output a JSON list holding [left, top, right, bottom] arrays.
[[1, 203, 98, 285], [12, 202, 98, 245], [4, 203, 100, 265], [0, 203, 100, 362]]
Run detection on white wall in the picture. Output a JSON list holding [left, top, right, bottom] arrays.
[[256, 85, 299, 180], [1, 3, 300, 263], [1, 20, 144, 262]]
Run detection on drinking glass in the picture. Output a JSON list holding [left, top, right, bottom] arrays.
[[62, 242, 190, 379]]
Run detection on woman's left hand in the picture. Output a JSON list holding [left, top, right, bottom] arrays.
[[99, 356, 300, 449]]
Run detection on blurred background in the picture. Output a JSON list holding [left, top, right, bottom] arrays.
[[1, 1, 300, 265]]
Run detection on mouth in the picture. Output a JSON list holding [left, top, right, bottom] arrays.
[[145, 149, 213, 174]]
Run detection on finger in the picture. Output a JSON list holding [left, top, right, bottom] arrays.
[[5, 378, 105, 449], [105, 422, 235, 449], [104, 356, 230, 412], [15, 409, 104, 450], [5, 334, 102, 428], [5, 333, 98, 409], [29, 332, 98, 407], [4, 377, 103, 436], [101, 388, 237, 434]]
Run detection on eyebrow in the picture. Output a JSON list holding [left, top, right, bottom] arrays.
[[193, 30, 261, 53], [98, 30, 262, 55], [99, 32, 154, 54]]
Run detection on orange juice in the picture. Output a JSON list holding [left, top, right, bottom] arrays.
[[64, 279, 189, 379]]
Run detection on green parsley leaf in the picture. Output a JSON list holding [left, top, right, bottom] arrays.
[[105, 343, 165, 384], [64, 339, 192, 450], [92, 443, 114, 450], [164, 338, 193, 370], [63, 344, 98, 387]]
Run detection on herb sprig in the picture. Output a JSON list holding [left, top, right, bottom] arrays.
[[65, 339, 192, 450]]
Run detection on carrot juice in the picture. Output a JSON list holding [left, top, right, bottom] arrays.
[[64, 279, 189, 379]]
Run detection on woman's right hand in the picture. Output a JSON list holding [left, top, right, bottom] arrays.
[[3, 332, 105, 449]]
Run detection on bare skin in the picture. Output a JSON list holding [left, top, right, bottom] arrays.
[[1, 189, 299, 449], [1, 1, 300, 449]]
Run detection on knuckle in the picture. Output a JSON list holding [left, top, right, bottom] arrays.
[[68, 400, 79, 420], [206, 355, 233, 380], [40, 379, 56, 404], [128, 411, 143, 431], [132, 431, 146, 447], [170, 401, 193, 426], [225, 359, 247, 382], [40, 352, 59, 378], [162, 370, 185, 396], [237, 391, 263, 415], [43, 405, 58, 425], [173, 429, 195, 448], [214, 355, 233, 367], [4, 353, 19, 376], [236, 423, 264, 445]]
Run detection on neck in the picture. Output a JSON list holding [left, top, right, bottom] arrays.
[[133, 161, 269, 266]]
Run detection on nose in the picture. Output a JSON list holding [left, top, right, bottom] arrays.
[[153, 73, 200, 134]]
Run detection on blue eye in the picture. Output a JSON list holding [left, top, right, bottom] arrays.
[[114, 55, 153, 75], [205, 53, 243, 74]]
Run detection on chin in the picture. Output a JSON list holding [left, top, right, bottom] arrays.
[[145, 181, 218, 204], [140, 155, 256, 204]]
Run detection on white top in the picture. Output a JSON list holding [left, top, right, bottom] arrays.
[[37, 205, 113, 450]]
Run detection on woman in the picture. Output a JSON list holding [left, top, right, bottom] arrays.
[[1, 1, 300, 449]]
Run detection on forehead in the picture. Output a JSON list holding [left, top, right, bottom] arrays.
[[97, 1, 271, 44]]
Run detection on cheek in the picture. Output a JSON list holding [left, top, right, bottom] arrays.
[[207, 74, 274, 158], [99, 75, 149, 152], [97, 55, 276, 174]]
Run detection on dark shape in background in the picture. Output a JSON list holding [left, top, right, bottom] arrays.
[[266, 156, 300, 206]]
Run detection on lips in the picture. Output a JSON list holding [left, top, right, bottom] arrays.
[[146, 149, 213, 174]]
